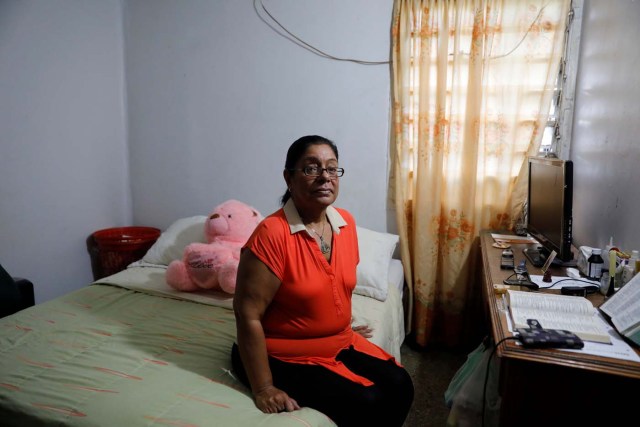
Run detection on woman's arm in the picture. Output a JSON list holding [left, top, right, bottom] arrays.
[[233, 249, 300, 413]]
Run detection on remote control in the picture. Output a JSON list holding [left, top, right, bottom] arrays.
[[501, 249, 515, 269]]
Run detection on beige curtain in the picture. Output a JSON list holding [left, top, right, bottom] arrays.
[[391, 0, 569, 347]]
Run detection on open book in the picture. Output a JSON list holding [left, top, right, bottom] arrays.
[[600, 273, 640, 346], [506, 290, 611, 344]]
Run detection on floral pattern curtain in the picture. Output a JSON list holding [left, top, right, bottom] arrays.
[[390, 0, 570, 347]]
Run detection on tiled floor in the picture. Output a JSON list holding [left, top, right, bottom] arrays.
[[400, 343, 468, 427]]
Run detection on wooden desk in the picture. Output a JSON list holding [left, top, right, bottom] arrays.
[[480, 230, 639, 426]]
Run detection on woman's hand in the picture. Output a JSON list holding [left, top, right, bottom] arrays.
[[353, 323, 373, 338], [254, 385, 300, 413]]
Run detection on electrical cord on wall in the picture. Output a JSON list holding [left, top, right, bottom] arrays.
[[254, 0, 389, 65], [481, 336, 519, 427], [254, 0, 555, 65]]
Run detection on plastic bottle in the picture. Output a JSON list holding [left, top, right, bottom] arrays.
[[615, 259, 626, 290], [630, 250, 639, 275], [599, 269, 610, 296], [620, 250, 639, 287], [604, 237, 615, 255], [587, 248, 604, 280], [621, 263, 635, 287]]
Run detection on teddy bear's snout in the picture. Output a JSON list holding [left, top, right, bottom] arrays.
[[208, 214, 229, 236]]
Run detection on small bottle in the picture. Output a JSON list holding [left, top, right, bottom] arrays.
[[629, 250, 639, 275], [604, 237, 615, 255], [615, 259, 626, 290], [621, 262, 635, 287], [599, 269, 610, 296], [620, 252, 638, 287], [587, 248, 604, 280]]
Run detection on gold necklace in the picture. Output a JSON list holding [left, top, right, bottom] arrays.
[[308, 220, 330, 254]]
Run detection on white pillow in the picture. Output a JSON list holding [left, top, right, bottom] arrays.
[[141, 216, 208, 266], [355, 226, 400, 301]]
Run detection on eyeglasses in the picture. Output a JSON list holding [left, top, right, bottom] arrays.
[[290, 165, 345, 177]]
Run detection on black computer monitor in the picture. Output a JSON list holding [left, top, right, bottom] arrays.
[[524, 156, 573, 265]]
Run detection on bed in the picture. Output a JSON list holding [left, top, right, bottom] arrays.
[[0, 216, 405, 427]]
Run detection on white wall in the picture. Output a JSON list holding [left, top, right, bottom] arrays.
[[4, 0, 637, 305], [570, 0, 640, 252], [0, 0, 394, 304], [0, 0, 129, 303], [124, 0, 394, 231]]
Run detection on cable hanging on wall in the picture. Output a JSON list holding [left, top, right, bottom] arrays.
[[254, 0, 390, 65]]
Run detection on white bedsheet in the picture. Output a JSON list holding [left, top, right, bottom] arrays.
[[388, 258, 405, 295], [96, 263, 406, 361]]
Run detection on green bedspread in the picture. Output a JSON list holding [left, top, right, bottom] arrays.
[[0, 282, 335, 426]]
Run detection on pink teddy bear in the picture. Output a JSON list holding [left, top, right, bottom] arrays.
[[165, 199, 263, 294]]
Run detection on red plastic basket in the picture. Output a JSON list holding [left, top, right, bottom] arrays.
[[87, 226, 161, 280]]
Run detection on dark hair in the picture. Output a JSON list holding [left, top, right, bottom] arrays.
[[280, 135, 339, 206]]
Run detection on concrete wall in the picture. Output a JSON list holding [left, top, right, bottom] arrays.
[[2, 0, 639, 304], [0, 0, 129, 303], [570, 0, 640, 252], [124, 0, 394, 230], [0, 0, 394, 303]]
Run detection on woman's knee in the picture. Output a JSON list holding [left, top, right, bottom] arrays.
[[384, 363, 414, 398], [355, 385, 410, 427]]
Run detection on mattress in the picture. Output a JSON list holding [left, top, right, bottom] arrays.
[[0, 264, 405, 426]]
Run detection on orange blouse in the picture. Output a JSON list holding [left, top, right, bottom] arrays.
[[245, 203, 395, 386]]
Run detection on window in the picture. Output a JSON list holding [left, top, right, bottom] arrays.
[[540, 0, 582, 159]]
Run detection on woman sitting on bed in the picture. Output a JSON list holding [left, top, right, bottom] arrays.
[[232, 135, 414, 426]]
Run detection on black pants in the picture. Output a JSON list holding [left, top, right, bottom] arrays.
[[231, 343, 414, 427]]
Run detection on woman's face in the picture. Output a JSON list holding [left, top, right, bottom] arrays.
[[285, 143, 340, 212]]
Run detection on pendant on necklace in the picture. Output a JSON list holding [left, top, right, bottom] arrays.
[[307, 221, 330, 254], [319, 237, 330, 254]]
